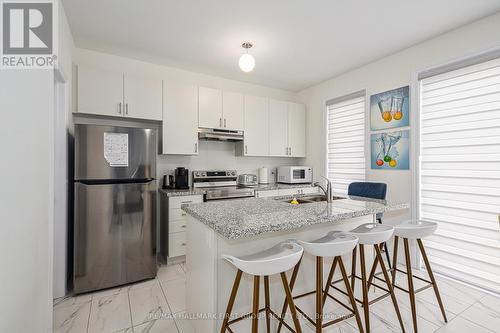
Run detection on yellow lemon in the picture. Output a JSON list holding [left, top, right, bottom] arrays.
[[389, 160, 397, 168]]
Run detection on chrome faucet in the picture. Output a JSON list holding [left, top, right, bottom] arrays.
[[314, 176, 333, 203]]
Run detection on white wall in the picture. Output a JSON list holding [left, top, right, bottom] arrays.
[[0, 1, 74, 331], [53, 0, 75, 299], [158, 141, 294, 182], [296, 11, 500, 225], [73, 48, 301, 179], [0, 71, 54, 332]]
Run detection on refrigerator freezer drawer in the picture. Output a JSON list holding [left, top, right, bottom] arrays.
[[74, 181, 157, 294]]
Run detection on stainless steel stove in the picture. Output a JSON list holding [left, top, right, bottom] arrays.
[[192, 170, 255, 200]]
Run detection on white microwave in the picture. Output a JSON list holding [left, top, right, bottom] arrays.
[[277, 166, 313, 184]]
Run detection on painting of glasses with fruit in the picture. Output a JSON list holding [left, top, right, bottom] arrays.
[[370, 86, 409, 130], [371, 130, 409, 170]]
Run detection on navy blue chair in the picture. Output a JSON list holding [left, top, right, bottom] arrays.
[[348, 182, 391, 268]]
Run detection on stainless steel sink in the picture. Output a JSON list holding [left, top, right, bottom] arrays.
[[277, 194, 344, 204]]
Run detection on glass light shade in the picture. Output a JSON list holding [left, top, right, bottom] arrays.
[[239, 53, 255, 72]]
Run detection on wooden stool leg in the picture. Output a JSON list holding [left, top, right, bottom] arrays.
[[404, 239, 418, 333], [252, 276, 260, 333], [221, 270, 243, 333], [383, 242, 392, 269], [351, 247, 357, 290], [338, 257, 365, 333], [316, 256, 323, 333], [280, 272, 302, 333], [359, 245, 370, 333], [264, 276, 271, 333], [277, 258, 302, 333], [391, 236, 399, 286], [322, 257, 338, 306], [374, 245, 406, 333], [418, 239, 448, 323], [366, 248, 380, 290]]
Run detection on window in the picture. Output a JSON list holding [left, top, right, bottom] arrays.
[[326, 92, 366, 195], [419, 56, 500, 292]]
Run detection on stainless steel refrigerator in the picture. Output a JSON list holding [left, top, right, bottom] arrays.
[[73, 124, 157, 294]]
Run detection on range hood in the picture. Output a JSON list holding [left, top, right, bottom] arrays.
[[198, 128, 244, 142]]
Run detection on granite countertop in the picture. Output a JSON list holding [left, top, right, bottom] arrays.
[[181, 196, 409, 240], [159, 183, 318, 197]]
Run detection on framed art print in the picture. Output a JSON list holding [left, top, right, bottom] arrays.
[[370, 86, 409, 130], [371, 130, 410, 170]]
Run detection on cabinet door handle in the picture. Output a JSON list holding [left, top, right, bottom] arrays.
[[224, 118, 227, 128], [118, 102, 122, 114], [219, 118, 222, 127], [181, 243, 187, 246], [181, 225, 187, 228], [125, 103, 129, 115], [194, 143, 198, 153], [289, 147, 292, 156], [245, 145, 248, 154], [181, 200, 193, 204]]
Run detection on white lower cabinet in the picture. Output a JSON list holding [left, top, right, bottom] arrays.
[[255, 186, 319, 198], [278, 187, 319, 196], [167, 195, 203, 258], [169, 232, 187, 258], [255, 189, 280, 198]]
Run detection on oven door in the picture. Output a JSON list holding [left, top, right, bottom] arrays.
[[205, 187, 255, 201]]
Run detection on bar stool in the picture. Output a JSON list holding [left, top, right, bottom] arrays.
[[220, 241, 304, 333], [376, 220, 447, 332], [348, 182, 391, 269], [277, 231, 364, 333], [329, 223, 405, 333]]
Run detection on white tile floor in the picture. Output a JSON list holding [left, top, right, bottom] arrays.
[[53, 262, 500, 333]]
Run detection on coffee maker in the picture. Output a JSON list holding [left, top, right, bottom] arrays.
[[174, 167, 189, 189]]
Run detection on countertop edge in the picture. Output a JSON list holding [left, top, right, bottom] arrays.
[[182, 200, 410, 241]]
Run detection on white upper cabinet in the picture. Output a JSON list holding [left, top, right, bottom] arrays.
[[123, 74, 162, 120], [77, 65, 124, 117], [287, 102, 306, 157], [76, 65, 163, 121], [198, 87, 244, 131], [163, 81, 199, 155], [198, 86, 223, 129], [267, 100, 306, 157], [241, 95, 269, 156], [269, 99, 289, 156], [222, 91, 244, 131]]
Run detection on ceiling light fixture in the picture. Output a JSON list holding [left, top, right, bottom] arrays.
[[239, 42, 255, 73]]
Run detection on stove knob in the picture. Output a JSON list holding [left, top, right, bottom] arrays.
[[194, 172, 200, 177], [202, 172, 207, 177], [231, 171, 236, 176]]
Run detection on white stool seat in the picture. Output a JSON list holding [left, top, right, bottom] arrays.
[[350, 223, 394, 245], [298, 231, 358, 257], [394, 220, 437, 239], [223, 241, 303, 276]]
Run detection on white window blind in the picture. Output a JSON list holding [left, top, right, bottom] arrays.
[[327, 94, 366, 196], [420, 57, 500, 292]]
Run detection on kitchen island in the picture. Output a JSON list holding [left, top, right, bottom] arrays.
[[182, 196, 408, 332]]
